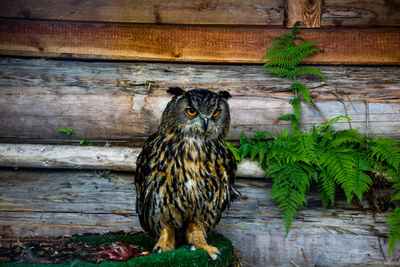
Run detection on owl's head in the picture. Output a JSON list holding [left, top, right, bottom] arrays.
[[159, 87, 231, 139]]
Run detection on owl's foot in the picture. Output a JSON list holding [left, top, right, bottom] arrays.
[[153, 225, 175, 253], [189, 243, 222, 262], [186, 223, 221, 261]]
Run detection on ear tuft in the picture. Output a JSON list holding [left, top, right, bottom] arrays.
[[217, 91, 231, 99], [167, 87, 186, 96]]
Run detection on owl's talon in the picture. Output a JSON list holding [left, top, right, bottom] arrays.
[[153, 246, 162, 254], [216, 251, 222, 263], [188, 243, 196, 251]]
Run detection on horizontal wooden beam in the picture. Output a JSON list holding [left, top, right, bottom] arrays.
[[0, 1, 398, 27], [0, 20, 399, 64], [1, 58, 399, 143], [0, 169, 398, 265], [0, 144, 265, 178], [0, 0, 284, 26]]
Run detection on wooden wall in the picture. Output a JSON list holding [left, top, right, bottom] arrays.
[[0, 0, 399, 64], [0, 0, 400, 266]]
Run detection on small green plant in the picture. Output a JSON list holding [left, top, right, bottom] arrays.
[[228, 21, 400, 254], [58, 127, 75, 136], [261, 21, 325, 131], [58, 128, 95, 146]]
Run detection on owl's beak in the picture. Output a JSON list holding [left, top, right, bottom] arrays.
[[203, 118, 208, 131]]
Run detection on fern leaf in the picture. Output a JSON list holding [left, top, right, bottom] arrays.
[[318, 171, 336, 206], [387, 207, 400, 255], [294, 66, 326, 80], [268, 161, 311, 234], [317, 141, 356, 203], [288, 42, 319, 66], [289, 97, 301, 120], [317, 115, 352, 131], [225, 141, 240, 162], [292, 82, 312, 104], [249, 141, 269, 166], [352, 158, 373, 201], [279, 113, 296, 121], [370, 137, 400, 172]]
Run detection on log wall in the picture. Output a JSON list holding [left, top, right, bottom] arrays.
[[1, 58, 399, 144], [0, 169, 398, 266], [0, 0, 399, 265]]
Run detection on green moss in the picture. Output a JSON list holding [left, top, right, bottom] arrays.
[[2, 232, 235, 267]]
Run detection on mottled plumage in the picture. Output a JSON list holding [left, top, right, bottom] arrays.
[[135, 87, 237, 260]]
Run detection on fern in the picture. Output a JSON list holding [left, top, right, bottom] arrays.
[[268, 161, 311, 234], [387, 207, 400, 255], [229, 21, 400, 253], [233, 120, 400, 240]]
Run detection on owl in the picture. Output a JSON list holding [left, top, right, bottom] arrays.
[[134, 87, 238, 260]]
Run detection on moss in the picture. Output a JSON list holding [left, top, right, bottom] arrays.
[[2, 232, 235, 267]]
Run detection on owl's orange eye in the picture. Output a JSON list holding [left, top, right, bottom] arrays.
[[186, 107, 198, 117], [212, 109, 221, 118]]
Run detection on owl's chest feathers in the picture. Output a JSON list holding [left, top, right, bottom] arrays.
[[152, 135, 227, 207]]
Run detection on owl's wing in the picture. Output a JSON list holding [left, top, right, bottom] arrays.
[[134, 133, 158, 231], [223, 146, 240, 210]]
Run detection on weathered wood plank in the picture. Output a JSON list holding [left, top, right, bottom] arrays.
[[286, 0, 322, 28], [322, 0, 400, 27], [0, 58, 399, 143], [0, 144, 264, 178], [0, 20, 399, 64], [0, 1, 398, 27], [0, 169, 398, 266], [0, 0, 284, 26]]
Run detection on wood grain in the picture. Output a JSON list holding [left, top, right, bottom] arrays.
[[0, 169, 398, 266], [0, 58, 399, 143], [0, 20, 399, 64], [0, 0, 284, 26], [0, 144, 264, 178], [0, 0, 398, 27], [322, 0, 400, 27], [286, 0, 322, 28]]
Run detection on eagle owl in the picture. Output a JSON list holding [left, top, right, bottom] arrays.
[[135, 87, 237, 260]]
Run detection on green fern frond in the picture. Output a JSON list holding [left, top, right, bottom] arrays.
[[370, 137, 400, 172], [318, 171, 336, 206], [352, 158, 373, 201], [317, 144, 356, 202], [294, 66, 326, 80], [289, 97, 301, 120], [292, 82, 312, 104], [268, 161, 311, 234], [225, 141, 240, 162], [387, 207, 400, 255], [288, 42, 319, 66], [279, 113, 296, 121], [317, 115, 352, 131]]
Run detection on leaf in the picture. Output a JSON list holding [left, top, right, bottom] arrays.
[[352, 158, 373, 201], [80, 136, 86, 145], [387, 207, 400, 255], [289, 97, 301, 120], [226, 141, 241, 162], [252, 131, 273, 141], [317, 115, 352, 131], [58, 128, 75, 136], [240, 132, 247, 145], [296, 82, 312, 105], [279, 113, 296, 121], [370, 137, 400, 172]]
